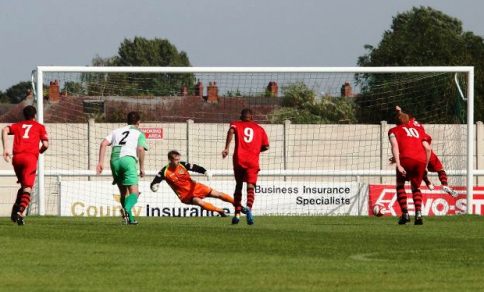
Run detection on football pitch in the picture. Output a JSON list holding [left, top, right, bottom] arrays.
[[1, 216, 484, 291]]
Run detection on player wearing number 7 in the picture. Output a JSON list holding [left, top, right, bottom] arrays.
[[2, 105, 49, 225], [96, 111, 148, 225], [222, 108, 269, 225]]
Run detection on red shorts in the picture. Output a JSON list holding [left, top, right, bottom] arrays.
[[179, 182, 212, 204], [397, 157, 426, 190], [234, 164, 259, 185], [427, 152, 443, 172], [12, 154, 38, 188]]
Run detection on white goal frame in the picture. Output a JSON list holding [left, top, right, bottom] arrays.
[[32, 66, 475, 215]]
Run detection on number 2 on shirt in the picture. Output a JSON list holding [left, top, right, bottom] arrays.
[[244, 127, 254, 143]]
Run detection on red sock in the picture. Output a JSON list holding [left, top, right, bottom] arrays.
[[247, 187, 255, 209], [438, 170, 448, 186], [413, 189, 422, 212], [396, 185, 408, 213], [234, 191, 242, 213], [18, 192, 31, 214]]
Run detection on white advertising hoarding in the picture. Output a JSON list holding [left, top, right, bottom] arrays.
[[60, 181, 367, 217]]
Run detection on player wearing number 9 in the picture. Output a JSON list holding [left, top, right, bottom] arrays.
[[2, 105, 49, 225], [222, 108, 269, 225], [388, 111, 431, 225]]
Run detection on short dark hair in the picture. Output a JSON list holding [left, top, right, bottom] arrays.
[[23, 105, 37, 120], [240, 108, 253, 121], [127, 111, 141, 125], [167, 150, 181, 159]]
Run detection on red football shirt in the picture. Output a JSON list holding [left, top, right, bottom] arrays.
[[388, 122, 427, 163], [9, 120, 48, 157], [230, 120, 269, 168], [409, 118, 432, 143]]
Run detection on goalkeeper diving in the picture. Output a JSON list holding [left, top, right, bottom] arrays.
[[150, 150, 237, 217]]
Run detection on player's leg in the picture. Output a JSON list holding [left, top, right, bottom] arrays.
[[208, 189, 235, 205], [244, 168, 259, 225], [232, 166, 245, 224], [11, 188, 22, 222], [117, 184, 129, 224], [120, 157, 140, 224], [429, 154, 457, 197], [395, 167, 410, 225], [125, 184, 139, 224], [13, 155, 36, 225], [191, 197, 227, 217], [411, 162, 426, 225]]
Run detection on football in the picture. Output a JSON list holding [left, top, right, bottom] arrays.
[[373, 204, 385, 217]]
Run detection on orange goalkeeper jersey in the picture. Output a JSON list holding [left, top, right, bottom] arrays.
[[151, 162, 208, 200]]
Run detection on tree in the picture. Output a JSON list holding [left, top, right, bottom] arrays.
[[270, 82, 357, 124], [5, 81, 31, 103], [357, 6, 484, 123], [86, 37, 195, 96]]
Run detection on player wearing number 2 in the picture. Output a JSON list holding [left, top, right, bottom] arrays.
[[2, 106, 49, 225], [96, 111, 148, 225], [222, 108, 269, 225], [388, 111, 431, 225]]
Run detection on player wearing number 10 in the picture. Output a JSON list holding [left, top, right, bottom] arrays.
[[388, 111, 431, 225], [96, 111, 148, 225], [1, 105, 49, 225], [222, 108, 269, 225]]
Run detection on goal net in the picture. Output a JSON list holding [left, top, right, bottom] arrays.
[[24, 67, 473, 217]]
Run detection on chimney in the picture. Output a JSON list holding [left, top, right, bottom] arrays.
[[49, 80, 60, 103], [194, 80, 203, 98], [25, 89, 33, 100], [207, 81, 219, 103], [180, 85, 188, 96], [341, 81, 353, 97], [266, 81, 278, 97]]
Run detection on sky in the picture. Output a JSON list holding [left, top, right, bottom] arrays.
[[0, 0, 483, 91]]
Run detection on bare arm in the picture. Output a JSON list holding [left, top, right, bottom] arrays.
[[39, 140, 49, 154], [222, 128, 235, 158], [96, 139, 110, 174], [389, 135, 406, 176], [137, 146, 145, 177], [422, 141, 432, 169], [2, 126, 10, 162]]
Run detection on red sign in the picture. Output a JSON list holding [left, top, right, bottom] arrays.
[[369, 185, 484, 216], [140, 128, 163, 140]]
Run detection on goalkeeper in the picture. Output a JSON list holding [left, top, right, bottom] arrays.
[[150, 150, 235, 217]]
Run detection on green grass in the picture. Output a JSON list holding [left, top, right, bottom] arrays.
[[1, 216, 484, 291]]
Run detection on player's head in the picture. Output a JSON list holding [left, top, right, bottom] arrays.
[[240, 108, 253, 121], [395, 112, 410, 125], [23, 105, 37, 120], [127, 111, 141, 125], [167, 150, 181, 167]]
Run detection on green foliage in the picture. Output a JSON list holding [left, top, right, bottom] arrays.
[[86, 37, 195, 96], [0, 90, 8, 103], [281, 82, 316, 108], [270, 82, 357, 124], [62, 81, 86, 96], [357, 6, 484, 123], [5, 81, 31, 103], [225, 89, 242, 97]]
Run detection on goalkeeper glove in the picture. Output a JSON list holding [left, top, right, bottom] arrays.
[[205, 170, 212, 180], [151, 183, 159, 192]]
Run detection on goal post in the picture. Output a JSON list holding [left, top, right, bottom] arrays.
[[31, 66, 475, 216]]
